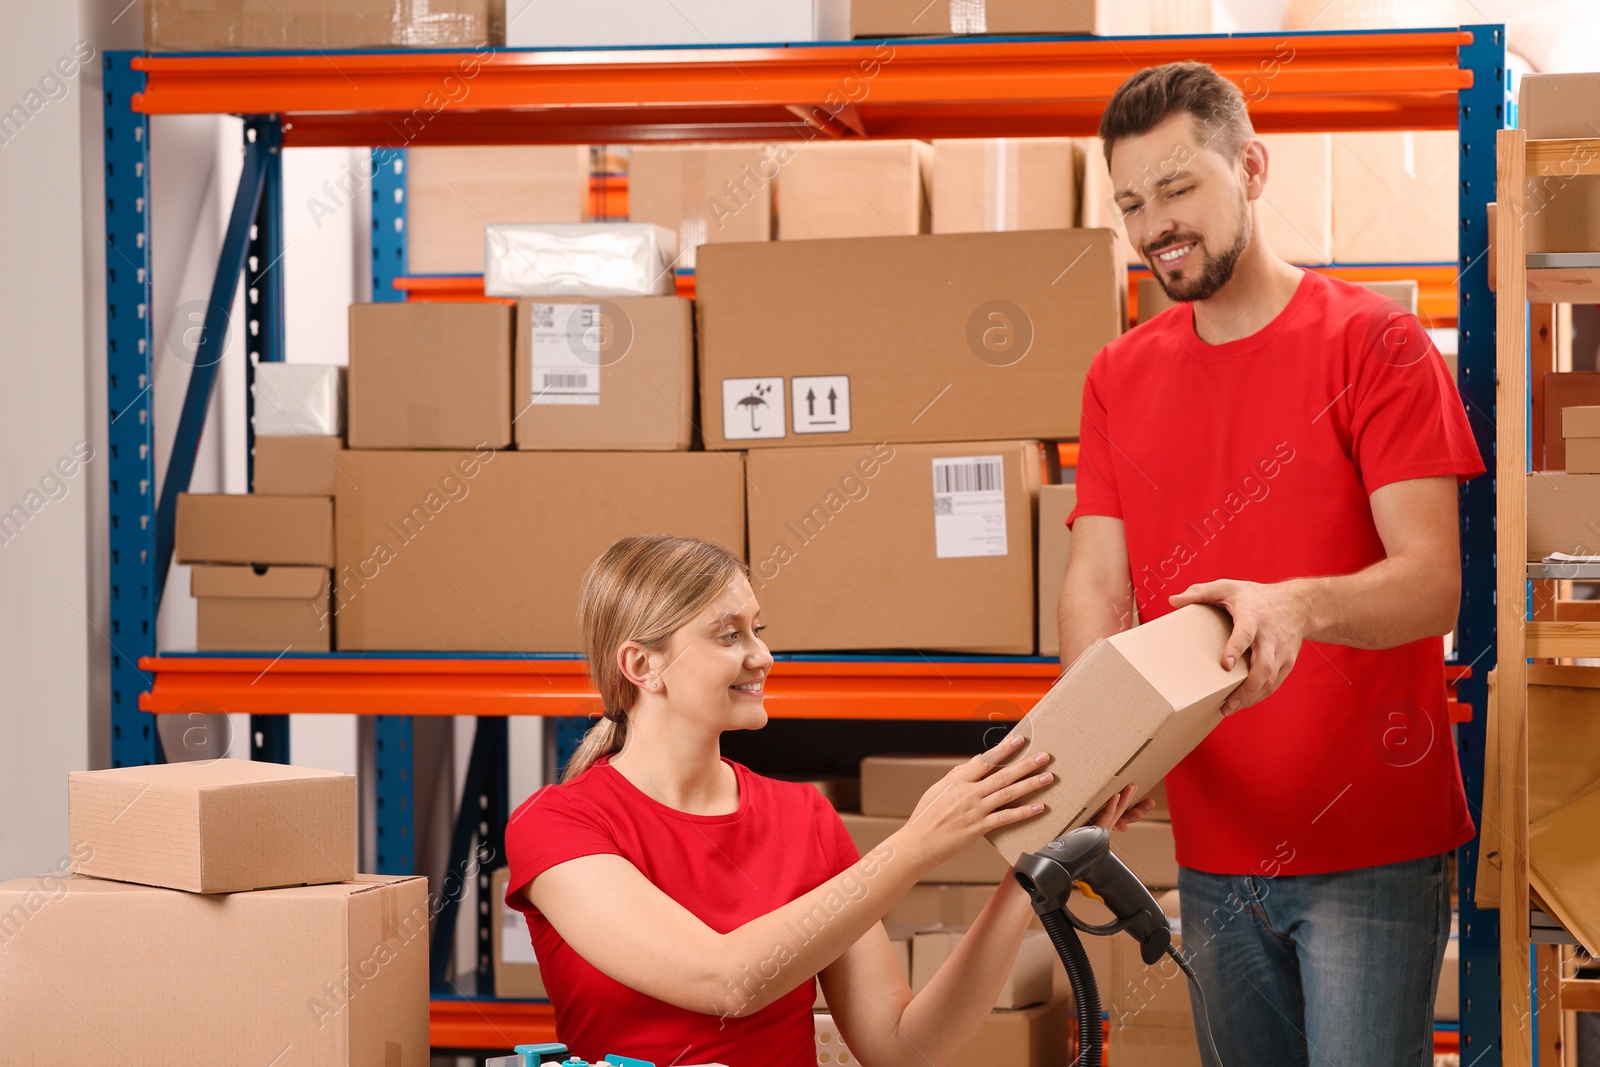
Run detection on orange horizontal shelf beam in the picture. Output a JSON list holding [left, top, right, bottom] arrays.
[[430, 997, 555, 1050], [130, 31, 1471, 146], [137, 655, 1061, 719]]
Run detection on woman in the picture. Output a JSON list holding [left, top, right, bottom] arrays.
[[504, 534, 1148, 1066]]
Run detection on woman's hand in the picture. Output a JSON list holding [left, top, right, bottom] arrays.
[[897, 736, 1054, 874], [1093, 783, 1153, 831]]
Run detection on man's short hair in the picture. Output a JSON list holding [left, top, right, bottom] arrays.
[[1099, 61, 1255, 168]]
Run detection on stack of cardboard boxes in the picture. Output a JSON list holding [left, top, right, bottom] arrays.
[[0, 760, 428, 1062]]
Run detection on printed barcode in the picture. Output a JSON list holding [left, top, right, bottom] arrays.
[[935, 459, 1003, 494], [542, 373, 591, 389]]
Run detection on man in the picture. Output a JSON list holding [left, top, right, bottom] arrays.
[[1060, 62, 1483, 1066]]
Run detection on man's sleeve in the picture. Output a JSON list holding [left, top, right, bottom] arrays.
[[1066, 349, 1124, 528]]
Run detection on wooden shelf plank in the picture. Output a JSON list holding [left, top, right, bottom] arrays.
[[1526, 621, 1600, 659]]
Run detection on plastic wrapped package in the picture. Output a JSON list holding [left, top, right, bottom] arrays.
[[484, 223, 678, 298], [251, 363, 345, 437]]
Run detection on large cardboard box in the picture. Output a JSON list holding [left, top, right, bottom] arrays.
[[745, 440, 1041, 654], [334, 450, 747, 652], [698, 231, 1121, 449], [254, 435, 344, 496], [910, 926, 1053, 1009], [1112, 818, 1179, 890], [491, 866, 546, 998], [507, 0, 846, 46], [1255, 133, 1333, 264], [1518, 74, 1600, 255], [861, 754, 967, 817], [932, 139, 1077, 235], [145, 0, 493, 50], [984, 605, 1246, 865], [1332, 131, 1458, 263], [175, 493, 334, 567], [628, 144, 776, 270], [839, 812, 1011, 883], [406, 146, 590, 274], [0, 872, 428, 1064], [1037, 484, 1076, 658], [69, 760, 356, 893], [778, 140, 931, 241], [816, 997, 1074, 1067], [886, 883, 995, 927], [348, 302, 513, 450], [1543, 373, 1600, 470], [1108, 889, 1198, 1067], [851, 0, 1207, 36], [193, 565, 332, 652], [1526, 472, 1600, 559], [513, 296, 694, 451]]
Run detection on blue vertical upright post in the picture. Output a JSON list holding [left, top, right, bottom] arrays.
[[1454, 24, 1509, 1067], [244, 116, 291, 765], [369, 145, 414, 873], [104, 52, 161, 768]]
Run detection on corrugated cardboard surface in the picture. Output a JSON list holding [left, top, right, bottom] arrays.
[[745, 441, 1040, 653], [146, 0, 493, 50], [840, 812, 1010, 883], [513, 297, 694, 451], [852, 0, 1207, 35], [1568, 438, 1600, 474], [334, 450, 747, 651], [628, 145, 775, 269], [1562, 405, 1600, 439], [69, 760, 356, 893], [192, 564, 332, 652], [932, 139, 1077, 234], [175, 493, 334, 566], [1332, 131, 1458, 263], [348, 302, 513, 450], [1543, 373, 1600, 470], [254, 435, 345, 496], [697, 231, 1121, 449], [0, 873, 427, 1063], [776, 140, 931, 241], [1255, 133, 1332, 264], [985, 605, 1246, 864], [407, 146, 589, 274], [861, 754, 968, 817], [1036, 484, 1076, 658], [1527, 472, 1600, 559], [491, 866, 546, 998], [1520, 73, 1600, 138]]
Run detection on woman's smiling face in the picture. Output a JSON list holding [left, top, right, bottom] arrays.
[[649, 574, 773, 732]]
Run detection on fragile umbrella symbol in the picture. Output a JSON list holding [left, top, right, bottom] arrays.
[[737, 383, 773, 432]]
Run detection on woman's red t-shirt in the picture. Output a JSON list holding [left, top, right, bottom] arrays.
[[504, 756, 861, 1067]]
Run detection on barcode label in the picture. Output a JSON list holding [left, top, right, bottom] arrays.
[[530, 302, 601, 406], [932, 455, 1008, 559]]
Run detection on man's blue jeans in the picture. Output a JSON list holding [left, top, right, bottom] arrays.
[[1164, 853, 1451, 1067]]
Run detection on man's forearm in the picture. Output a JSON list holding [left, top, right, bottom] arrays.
[[1282, 553, 1458, 650], [1058, 574, 1133, 668]]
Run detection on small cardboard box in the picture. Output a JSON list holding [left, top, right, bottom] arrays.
[[1112, 818, 1179, 890], [1037, 484, 1077, 658], [0, 873, 428, 1063], [839, 812, 1011, 884], [1332, 131, 1458, 264], [910, 926, 1053, 1009], [776, 140, 931, 241], [745, 440, 1041, 654], [932, 139, 1077, 235], [697, 231, 1122, 449], [491, 866, 546, 998], [145, 0, 492, 50], [1527, 472, 1600, 559], [1562, 406, 1600, 439], [861, 755, 967, 818], [334, 450, 746, 652], [175, 493, 334, 567], [407, 146, 589, 274], [1567, 439, 1600, 474], [69, 760, 356, 893], [192, 564, 332, 652], [348, 302, 513, 450], [513, 296, 694, 451], [1543, 373, 1600, 470], [1519, 74, 1600, 256], [253, 435, 344, 496], [628, 144, 776, 269], [252, 363, 344, 437], [984, 605, 1246, 865]]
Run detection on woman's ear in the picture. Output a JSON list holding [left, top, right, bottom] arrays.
[[617, 641, 653, 692]]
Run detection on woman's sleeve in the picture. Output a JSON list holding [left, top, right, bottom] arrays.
[[504, 787, 622, 912], [814, 790, 862, 871]]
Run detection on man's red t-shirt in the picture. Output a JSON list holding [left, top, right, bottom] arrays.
[[504, 756, 861, 1067], [1068, 270, 1484, 876]]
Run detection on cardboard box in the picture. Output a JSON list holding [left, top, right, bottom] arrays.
[[252, 363, 344, 437], [699, 230, 1121, 449], [1567, 438, 1600, 474], [1543, 373, 1600, 470], [1527, 472, 1600, 559], [193, 564, 332, 652], [1519, 75, 1600, 255], [1136, 276, 1177, 324], [1108, 888, 1191, 1031], [406, 146, 589, 275], [513, 296, 694, 451], [333, 450, 747, 651], [956, 996, 1075, 1067], [861, 754, 967, 817], [348, 302, 513, 450], [1112, 818, 1178, 890], [1111, 1024, 1204, 1067], [840, 812, 1011, 883], [507, 0, 846, 46], [818, 921, 915, 1008], [746, 440, 1041, 654], [886, 883, 995, 927], [910, 926, 1053, 1009], [1255, 133, 1332, 264], [145, 0, 493, 50], [1360, 279, 1419, 313], [984, 605, 1246, 865], [175, 493, 334, 567], [0, 873, 427, 1063], [1562, 406, 1600, 439], [1528, 784, 1600, 957], [492, 866, 546, 998], [1520, 74, 1600, 139], [851, 0, 1207, 36], [1332, 131, 1458, 263], [253, 435, 344, 496], [776, 140, 931, 241], [1037, 484, 1076, 658], [932, 139, 1077, 235], [69, 760, 356, 893], [628, 145, 776, 270]]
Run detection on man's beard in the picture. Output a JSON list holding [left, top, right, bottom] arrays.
[[1149, 199, 1251, 304]]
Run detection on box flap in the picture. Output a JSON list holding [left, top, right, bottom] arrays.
[[191, 564, 330, 600], [1107, 605, 1244, 715], [1528, 782, 1600, 956]]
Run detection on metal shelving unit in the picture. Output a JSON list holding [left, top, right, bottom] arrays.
[[103, 27, 1507, 1054]]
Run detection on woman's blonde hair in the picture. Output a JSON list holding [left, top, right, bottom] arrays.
[[561, 535, 750, 783]]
